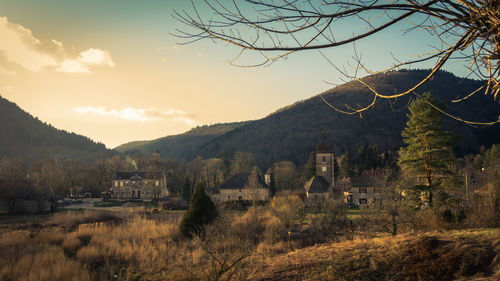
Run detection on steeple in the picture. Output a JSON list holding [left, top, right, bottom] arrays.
[[315, 131, 335, 187]]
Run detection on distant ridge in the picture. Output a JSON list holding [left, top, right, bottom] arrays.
[[0, 96, 111, 162], [117, 70, 500, 168]]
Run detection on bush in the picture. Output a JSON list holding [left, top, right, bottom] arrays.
[[179, 182, 219, 237]]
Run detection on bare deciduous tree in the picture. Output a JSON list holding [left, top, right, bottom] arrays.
[[174, 0, 499, 124]]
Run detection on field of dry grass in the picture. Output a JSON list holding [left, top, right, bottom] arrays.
[[1, 206, 500, 281], [247, 229, 500, 281]]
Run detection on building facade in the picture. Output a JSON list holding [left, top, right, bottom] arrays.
[[108, 171, 169, 200], [343, 172, 381, 206], [218, 172, 270, 202]]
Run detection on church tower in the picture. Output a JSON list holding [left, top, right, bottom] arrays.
[[315, 131, 335, 187]]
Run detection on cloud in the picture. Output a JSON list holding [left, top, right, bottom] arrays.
[[74, 106, 197, 125], [0, 17, 115, 74]]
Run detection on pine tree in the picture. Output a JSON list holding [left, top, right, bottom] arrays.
[[304, 151, 316, 181], [179, 181, 219, 237], [181, 176, 192, 201], [398, 92, 457, 207], [269, 172, 277, 197], [340, 152, 355, 179]]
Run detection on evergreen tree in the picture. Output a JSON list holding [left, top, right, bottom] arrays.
[[269, 172, 277, 197], [304, 151, 316, 181], [181, 176, 192, 201], [333, 158, 339, 183], [340, 152, 355, 179], [179, 181, 219, 237], [398, 92, 457, 207]]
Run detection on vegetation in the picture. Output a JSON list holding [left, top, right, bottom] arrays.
[[176, 0, 500, 119], [179, 182, 219, 237], [2, 203, 500, 280], [111, 70, 500, 169], [0, 96, 110, 163], [399, 92, 457, 206]]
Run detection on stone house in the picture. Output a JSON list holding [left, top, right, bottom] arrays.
[[343, 172, 381, 206], [108, 171, 169, 200], [219, 172, 269, 202]]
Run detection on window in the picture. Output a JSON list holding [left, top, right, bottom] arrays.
[[359, 198, 367, 204], [322, 156, 326, 162], [114, 181, 118, 187], [120, 181, 123, 187], [227, 195, 231, 200], [238, 196, 243, 200], [322, 166, 327, 172], [239, 188, 242, 192], [156, 181, 159, 186], [359, 188, 367, 194]]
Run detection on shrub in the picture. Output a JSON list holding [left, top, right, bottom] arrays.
[[179, 182, 219, 237]]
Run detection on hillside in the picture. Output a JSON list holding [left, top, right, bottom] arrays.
[[0, 96, 111, 163], [247, 229, 500, 281], [115, 121, 250, 159], [116, 70, 500, 168]]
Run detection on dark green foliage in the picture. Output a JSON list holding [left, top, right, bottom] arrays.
[[0, 96, 110, 163], [399, 92, 457, 206], [114, 70, 499, 168], [269, 172, 277, 197], [482, 144, 500, 169], [340, 152, 355, 179], [181, 176, 192, 201], [355, 145, 382, 174], [179, 182, 219, 237], [304, 151, 316, 181], [333, 158, 339, 182]]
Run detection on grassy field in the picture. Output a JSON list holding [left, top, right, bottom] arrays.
[[1, 206, 500, 281]]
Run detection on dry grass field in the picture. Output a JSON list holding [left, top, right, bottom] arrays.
[[1, 207, 500, 281]]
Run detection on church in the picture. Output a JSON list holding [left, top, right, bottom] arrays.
[[304, 135, 335, 204]]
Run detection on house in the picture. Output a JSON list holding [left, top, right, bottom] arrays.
[[343, 171, 381, 206], [304, 135, 335, 203], [108, 171, 169, 200], [219, 172, 269, 202]]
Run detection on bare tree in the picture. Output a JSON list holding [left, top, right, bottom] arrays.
[[174, 0, 499, 124]]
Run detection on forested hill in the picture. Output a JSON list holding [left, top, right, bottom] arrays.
[[115, 121, 250, 159], [117, 70, 500, 168], [0, 96, 110, 163]]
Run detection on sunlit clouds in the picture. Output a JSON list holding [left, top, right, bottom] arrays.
[[74, 106, 196, 125], [0, 17, 114, 74]]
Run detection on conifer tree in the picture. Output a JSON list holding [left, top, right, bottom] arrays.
[[181, 176, 191, 202], [398, 92, 456, 207], [340, 152, 355, 179], [180, 181, 219, 237], [269, 172, 277, 198], [304, 151, 316, 181]]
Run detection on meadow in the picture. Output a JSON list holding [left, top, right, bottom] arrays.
[[1, 199, 500, 281]]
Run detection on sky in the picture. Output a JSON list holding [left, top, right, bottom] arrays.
[[0, 0, 470, 148]]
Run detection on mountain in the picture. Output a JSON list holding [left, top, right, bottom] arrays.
[[0, 96, 111, 163], [116, 70, 500, 168], [115, 121, 250, 159]]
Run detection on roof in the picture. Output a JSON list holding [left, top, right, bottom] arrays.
[[304, 176, 330, 193], [220, 173, 268, 190], [112, 171, 148, 180], [350, 171, 376, 187], [317, 141, 332, 153]]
